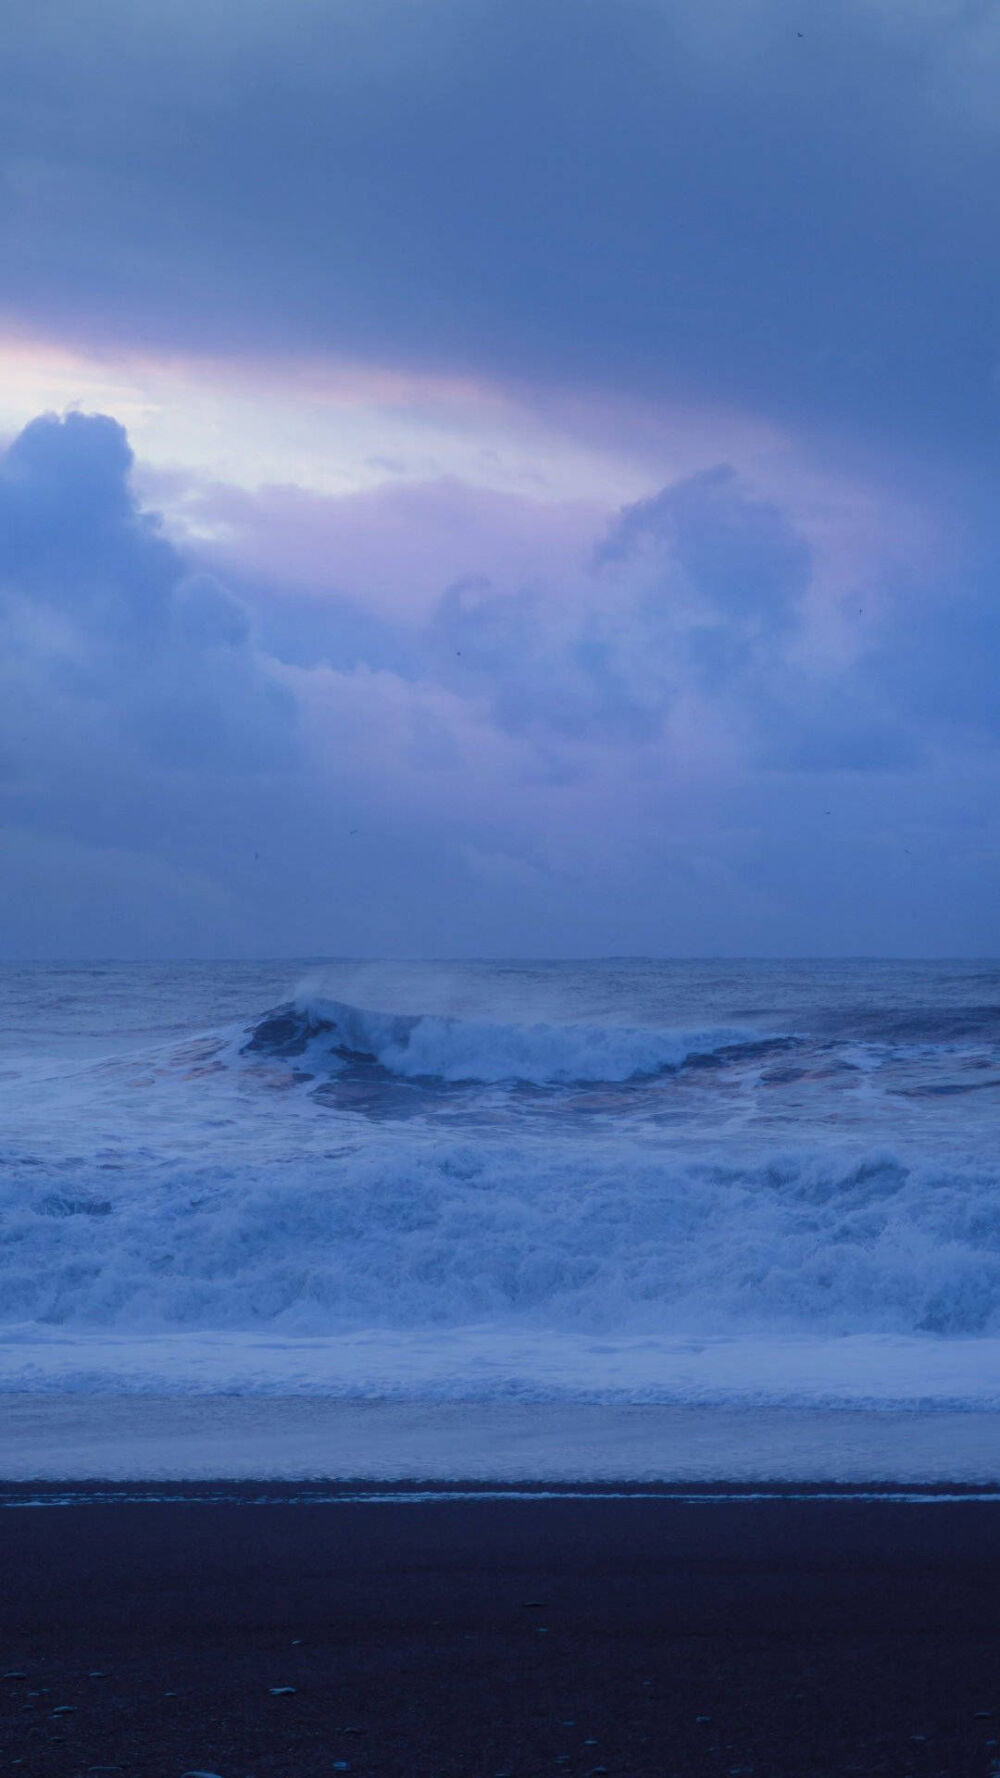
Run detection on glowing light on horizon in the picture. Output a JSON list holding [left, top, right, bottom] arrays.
[[0, 323, 941, 655], [0, 329, 654, 507]]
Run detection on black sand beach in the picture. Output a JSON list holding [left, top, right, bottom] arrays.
[[3, 1486, 1000, 1777]]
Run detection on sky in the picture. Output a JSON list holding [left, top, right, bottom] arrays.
[[2, 0, 999, 958]]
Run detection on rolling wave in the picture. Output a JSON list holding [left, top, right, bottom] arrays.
[[243, 996, 789, 1085]]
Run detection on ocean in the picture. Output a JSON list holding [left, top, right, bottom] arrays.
[[2, 957, 1000, 1410]]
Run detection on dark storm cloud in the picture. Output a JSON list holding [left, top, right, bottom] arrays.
[[3, 0, 1000, 957], [421, 466, 803, 745], [3, 0, 1000, 460], [426, 578, 671, 743], [601, 467, 808, 684], [601, 469, 808, 628], [1, 411, 177, 629], [1, 408, 998, 957], [420, 464, 916, 773], [0, 412, 296, 785]]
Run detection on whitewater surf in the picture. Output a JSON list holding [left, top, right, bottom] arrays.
[[2, 958, 1000, 1424]]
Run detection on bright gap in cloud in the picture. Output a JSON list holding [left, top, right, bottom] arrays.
[[0, 331, 661, 512], [0, 326, 944, 650]]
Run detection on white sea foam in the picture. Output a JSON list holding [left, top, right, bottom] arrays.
[[3, 959, 1000, 1409], [3, 1137, 1000, 1343]]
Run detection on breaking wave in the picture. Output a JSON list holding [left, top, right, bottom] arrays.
[[243, 996, 788, 1085], [3, 1140, 1000, 1339], [6, 961, 1000, 1404]]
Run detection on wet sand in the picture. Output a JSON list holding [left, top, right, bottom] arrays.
[[3, 1487, 1000, 1776]]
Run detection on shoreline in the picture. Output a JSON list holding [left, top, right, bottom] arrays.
[[4, 1393, 1000, 1483], [6, 1480, 1000, 1507], [7, 1326, 1000, 1408]]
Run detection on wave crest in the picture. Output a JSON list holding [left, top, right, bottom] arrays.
[[243, 997, 784, 1085]]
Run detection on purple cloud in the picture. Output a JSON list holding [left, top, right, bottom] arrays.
[[1, 410, 998, 957]]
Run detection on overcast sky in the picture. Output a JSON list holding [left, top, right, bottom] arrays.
[[2, 0, 999, 957]]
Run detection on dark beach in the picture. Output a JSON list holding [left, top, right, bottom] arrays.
[[3, 1485, 1000, 1778]]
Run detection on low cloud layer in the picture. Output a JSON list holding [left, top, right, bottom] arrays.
[[1, 410, 998, 957], [3, 0, 1000, 472]]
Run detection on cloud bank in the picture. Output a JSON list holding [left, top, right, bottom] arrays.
[[2, 0, 1000, 470], [1, 410, 998, 957]]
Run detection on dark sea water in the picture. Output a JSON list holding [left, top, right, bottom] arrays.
[[2, 958, 999, 1405]]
